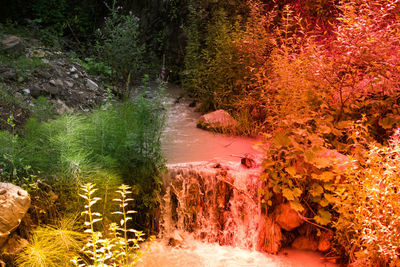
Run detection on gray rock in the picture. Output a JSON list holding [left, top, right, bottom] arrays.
[[49, 79, 63, 87], [44, 84, 59, 95], [0, 183, 30, 248], [17, 76, 24, 83], [69, 66, 77, 73], [35, 70, 51, 79], [86, 78, 99, 91], [197, 109, 238, 130], [53, 99, 73, 115], [1, 36, 24, 55], [30, 84, 43, 98], [15, 92, 24, 101], [274, 203, 303, 231], [291, 236, 318, 251], [72, 74, 79, 79], [0, 69, 17, 81], [22, 89, 30, 95], [65, 81, 74, 88]]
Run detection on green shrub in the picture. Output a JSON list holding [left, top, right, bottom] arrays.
[[333, 127, 400, 265], [96, 1, 145, 98]]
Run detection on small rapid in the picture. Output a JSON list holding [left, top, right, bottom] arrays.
[[152, 85, 337, 267]]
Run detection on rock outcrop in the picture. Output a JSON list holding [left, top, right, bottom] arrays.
[[0, 183, 31, 248], [0, 34, 107, 130], [1, 35, 24, 55]]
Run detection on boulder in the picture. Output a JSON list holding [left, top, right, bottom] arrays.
[[0, 183, 30, 248], [1, 233, 29, 255], [168, 230, 184, 247], [317, 148, 351, 172], [86, 78, 99, 91], [49, 79, 64, 87], [197, 110, 237, 130], [291, 235, 318, 251], [274, 203, 303, 231], [30, 84, 44, 98], [44, 84, 59, 95], [1, 35, 24, 55], [318, 230, 334, 252]]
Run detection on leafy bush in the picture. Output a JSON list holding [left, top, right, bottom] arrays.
[[96, 1, 145, 98], [333, 128, 400, 265]]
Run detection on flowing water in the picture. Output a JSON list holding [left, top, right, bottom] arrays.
[[145, 84, 337, 267]]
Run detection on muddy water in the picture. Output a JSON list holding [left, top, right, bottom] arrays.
[[161, 84, 262, 164], [154, 84, 337, 267], [138, 240, 336, 267]]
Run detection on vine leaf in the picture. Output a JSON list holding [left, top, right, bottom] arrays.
[[314, 209, 332, 225]]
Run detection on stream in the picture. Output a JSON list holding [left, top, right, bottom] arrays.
[[143, 84, 337, 267]]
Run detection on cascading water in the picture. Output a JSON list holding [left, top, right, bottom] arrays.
[[160, 161, 264, 250], [139, 85, 337, 266], [138, 160, 337, 267]]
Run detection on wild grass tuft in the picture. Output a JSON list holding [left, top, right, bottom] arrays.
[[15, 217, 85, 267]]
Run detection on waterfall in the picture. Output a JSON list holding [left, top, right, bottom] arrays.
[[159, 160, 279, 252]]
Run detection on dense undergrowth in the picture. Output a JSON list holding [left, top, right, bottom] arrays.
[[183, 0, 400, 265], [0, 92, 165, 265]]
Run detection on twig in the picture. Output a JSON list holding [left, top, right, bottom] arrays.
[[216, 175, 257, 204]]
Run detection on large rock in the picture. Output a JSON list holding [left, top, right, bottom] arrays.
[[318, 230, 334, 252], [197, 109, 237, 131], [86, 78, 99, 91], [317, 148, 351, 172], [0, 183, 31, 248], [1, 35, 24, 55], [274, 203, 303, 231]]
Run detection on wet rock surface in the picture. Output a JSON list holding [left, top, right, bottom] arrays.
[[274, 203, 304, 231], [0, 183, 30, 249]]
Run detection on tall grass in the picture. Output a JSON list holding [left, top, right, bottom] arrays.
[[0, 95, 165, 227]]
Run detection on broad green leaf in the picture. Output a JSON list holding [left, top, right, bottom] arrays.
[[324, 193, 336, 203], [309, 183, 324, 197], [273, 131, 291, 147], [318, 171, 335, 182], [314, 209, 332, 225], [323, 183, 335, 191], [319, 198, 329, 207], [290, 200, 305, 212], [305, 150, 316, 163], [286, 166, 296, 176], [337, 120, 352, 129], [313, 158, 332, 169], [293, 187, 302, 198], [282, 188, 295, 201], [379, 116, 398, 129]]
